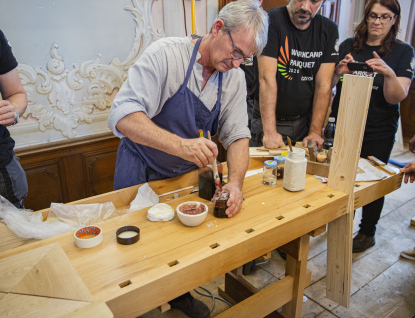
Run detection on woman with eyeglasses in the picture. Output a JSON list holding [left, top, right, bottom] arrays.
[[331, 0, 414, 253]]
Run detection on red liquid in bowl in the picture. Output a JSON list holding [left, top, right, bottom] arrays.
[[179, 203, 206, 215]]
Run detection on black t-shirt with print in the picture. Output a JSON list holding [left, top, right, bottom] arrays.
[[0, 29, 18, 168], [331, 38, 414, 142], [262, 6, 339, 117]]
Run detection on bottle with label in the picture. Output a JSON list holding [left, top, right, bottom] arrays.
[[283, 148, 307, 192], [323, 117, 336, 150], [199, 161, 223, 200]]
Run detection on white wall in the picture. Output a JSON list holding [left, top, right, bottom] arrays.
[[3, 0, 215, 148], [338, 0, 414, 43], [3, 0, 167, 147]]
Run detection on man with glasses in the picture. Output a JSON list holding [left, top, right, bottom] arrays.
[[251, 0, 339, 151], [108, 1, 268, 316]]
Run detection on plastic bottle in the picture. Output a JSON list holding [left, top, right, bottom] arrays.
[[323, 117, 336, 150], [283, 148, 307, 192]]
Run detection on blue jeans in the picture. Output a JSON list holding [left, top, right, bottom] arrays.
[[0, 155, 28, 208]]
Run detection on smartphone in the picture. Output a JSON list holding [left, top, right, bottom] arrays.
[[347, 62, 374, 72]]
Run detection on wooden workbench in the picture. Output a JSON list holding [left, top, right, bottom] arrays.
[[0, 157, 402, 317], [0, 76, 395, 317]]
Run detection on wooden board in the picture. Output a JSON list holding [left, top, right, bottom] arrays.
[[0, 174, 350, 318], [282, 235, 310, 317], [0, 243, 93, 302], [0, 293, 90, 318], [326, 74, 373, 307], [59, 300, 114, 318], [217, 276, 294, 318], [249, 146, 308, 157], [306, 161, 330, 178], [0, 244, 53, 292]]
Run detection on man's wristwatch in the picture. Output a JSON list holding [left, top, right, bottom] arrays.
[[12, 111, 19, 125]]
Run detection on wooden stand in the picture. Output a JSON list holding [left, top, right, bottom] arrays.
[[217, 75, 375, 315]]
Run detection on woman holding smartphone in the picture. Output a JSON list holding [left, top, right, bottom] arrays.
[[331, 0, 414, 253]]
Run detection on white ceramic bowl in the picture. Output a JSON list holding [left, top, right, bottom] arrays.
[[176, 201, 208, 227]]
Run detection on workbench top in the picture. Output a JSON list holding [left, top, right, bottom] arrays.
[[0, 160, 402, 317]]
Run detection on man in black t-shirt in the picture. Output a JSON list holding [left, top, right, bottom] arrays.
[[251, 0, 339, 150], [0, 30, 28, 208]]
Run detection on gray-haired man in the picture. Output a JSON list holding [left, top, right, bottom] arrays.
[[108, 1, 268, 317]]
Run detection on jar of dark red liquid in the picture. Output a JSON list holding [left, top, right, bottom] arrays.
[[273, 155, 285, 180], [198, 161, 223, 201], [213, 188, 229, 218]]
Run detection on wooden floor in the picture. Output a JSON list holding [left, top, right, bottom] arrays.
[[140, 143, 415, 318]]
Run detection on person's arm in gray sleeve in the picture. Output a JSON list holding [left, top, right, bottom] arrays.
[[219, 71, 251, 149], [108, 49, 164, 138], [219, 70, 250, 217], [109, 44, 218, 168]]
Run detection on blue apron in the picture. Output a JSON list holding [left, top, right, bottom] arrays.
[[114, 37, 223, 190]]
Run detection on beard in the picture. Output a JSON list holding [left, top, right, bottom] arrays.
[[291, 8, 313, 25]]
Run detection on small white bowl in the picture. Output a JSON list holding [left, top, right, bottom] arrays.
[[176, 201, 208, 227]]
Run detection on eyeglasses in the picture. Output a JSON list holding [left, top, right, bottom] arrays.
[[228, 31, 254, 66], [366, 13, 395, 24]]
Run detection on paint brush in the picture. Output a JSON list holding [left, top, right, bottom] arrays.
[[208, 131, 222, 191], [287, 136, 293, 152]]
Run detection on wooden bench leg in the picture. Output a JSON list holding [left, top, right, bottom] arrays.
[[281, 234, 310, 318], [220, 235, 312, 318]]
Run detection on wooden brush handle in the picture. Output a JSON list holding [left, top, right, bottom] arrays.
[[207, 131, 218, 175]]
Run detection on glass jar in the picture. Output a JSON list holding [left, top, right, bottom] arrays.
[[283, 148, 307, 192], [274, 155, 285, 180], [263, 160, 277, 185], [199, 161, 222, 201], [213, 188, 230, 218]]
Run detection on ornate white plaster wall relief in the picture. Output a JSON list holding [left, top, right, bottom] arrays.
[[15, 0, 164, 140]]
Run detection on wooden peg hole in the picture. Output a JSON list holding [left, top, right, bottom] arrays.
[[276, 216, 284, 220], [327, 194, 335, 198], [119, 280, 132, 288], [168, 260, 179, 267], [210, 243, 220, 249], [355, 184, 361, 187], [303, 204, 311, 208], [245, 228, 255, 233]]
